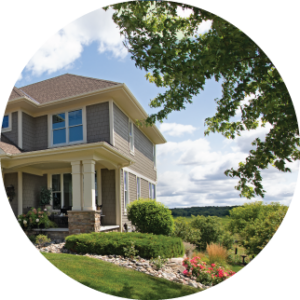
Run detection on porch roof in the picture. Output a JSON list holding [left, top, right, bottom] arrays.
[[0, 141, 134, 173]]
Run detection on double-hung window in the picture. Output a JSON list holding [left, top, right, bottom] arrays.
[[137, 177, 141, 200], [52, 109, 83, 146], [52, 173, 72, 210], [129, 121, 134, 153], [149, 183, 156, 200], [124, 171, 129, 212]]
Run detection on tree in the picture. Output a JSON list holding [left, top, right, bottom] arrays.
[[105, 1, 299, 198], [127, 198, 174, 235]]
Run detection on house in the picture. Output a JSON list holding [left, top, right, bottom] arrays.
[[0, 74, 166, 236]]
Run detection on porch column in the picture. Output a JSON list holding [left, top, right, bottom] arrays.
[[115, 167, 122, 230], [71, 161, 82, 211], [82, 159, 96, 211], [17, 171, 23, 215]]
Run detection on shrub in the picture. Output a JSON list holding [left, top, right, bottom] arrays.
[[150, 256, 168, 270], [206, 243, 228, 265], [27, 235, 36, 244], [127, 199, 174, 235], [172, 217, 201, 246], [183, 242, 197, 258], [35, 234, 51, 246], [123, 241, 139, 259]]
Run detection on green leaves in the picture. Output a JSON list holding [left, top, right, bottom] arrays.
[[107, 1, 299, 198]]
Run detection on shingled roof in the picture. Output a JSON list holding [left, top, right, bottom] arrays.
[[8, 74, 121, 104], [0, 135, 22, 154]]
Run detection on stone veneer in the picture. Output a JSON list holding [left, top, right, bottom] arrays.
[[67, 211, 101, 235]]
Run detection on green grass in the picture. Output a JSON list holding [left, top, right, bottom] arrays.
[[43, 253, 200, 299]]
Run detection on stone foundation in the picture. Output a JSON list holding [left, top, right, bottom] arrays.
[[68, 210, 101, 235]]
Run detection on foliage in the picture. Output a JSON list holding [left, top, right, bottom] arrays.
[[183, 256, 236, 286], [17, 207, 57, 230], [172, 217, 201, 246], [65, 232, 184, 259], [228, 201, 288, 255], [27, 235, 36, 244], [206, 243, 228, 265], [171, 206, 239, 217], [150, 256, 168, 270], [106, 1, 299, 198], [40, 187, 52, 205], [35, 234, 51, 247], [127, 199, 174, 235], [190, 215, 233, 250], [183, 242, 197, 258], [123, 241, 139, 259]]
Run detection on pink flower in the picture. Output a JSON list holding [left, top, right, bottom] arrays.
[[211, 263, 216, 267], [183, 270, 188, 275]]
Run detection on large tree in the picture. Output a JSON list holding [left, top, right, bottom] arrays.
[[105, 1, 299, 199]]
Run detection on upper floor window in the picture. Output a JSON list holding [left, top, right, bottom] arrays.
[[52, 109, 83, 145], [124, 171, 129, 212], [129, 121, 134, 153], [2, 114, 11, 132]]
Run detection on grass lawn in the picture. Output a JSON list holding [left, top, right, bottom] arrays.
[[43, 253, 200, 300]]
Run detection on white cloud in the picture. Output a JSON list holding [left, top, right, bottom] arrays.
[[197, 20, 213, 35], [25, 8, 127, 76], [159, 123, 197, 137]]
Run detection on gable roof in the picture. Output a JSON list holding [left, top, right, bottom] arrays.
[[0, 135, 22, 155], [9, 74, 121, 104]]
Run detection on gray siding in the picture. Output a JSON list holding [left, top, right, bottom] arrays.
[[22, 173, 47, 209], [22, 113, 48, 151], [87, 102, 110, 143], [129, 173, 137, 202], [101, 169, 116, 225], [114, 104, 156, 181], [4, 173, 18, 216], [141, 178, 149, 199], [2, 111, 18, 145]]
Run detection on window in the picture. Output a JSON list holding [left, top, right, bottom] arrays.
[[149, 182, 156, 200], [52, 109, 83, 145], [1, 116, 8, 128], [129, 121, 134, 153], [137, 177, 141, 199], [124, 171, 129, 211], [52, 173, 72, 209]]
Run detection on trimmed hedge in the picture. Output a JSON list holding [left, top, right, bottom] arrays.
[[65, 232, 184, 259]]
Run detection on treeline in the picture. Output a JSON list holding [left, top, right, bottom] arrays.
[[170, 206, 240, 217]]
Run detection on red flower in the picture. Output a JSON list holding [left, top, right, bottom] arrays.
[[211, 263, 216, 267]]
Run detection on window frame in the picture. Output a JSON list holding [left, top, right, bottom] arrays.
[[2, 113, 12, 132], [149, 182, 156, 200], [129, 120, 134, 154], [49, 107, 86, 148]]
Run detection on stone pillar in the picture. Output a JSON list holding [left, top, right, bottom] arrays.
[[71, 161, 82, 211], [68, 211, 101, 235], [82, 159, 96, 211]]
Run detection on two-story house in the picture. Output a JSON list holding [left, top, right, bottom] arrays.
[[0, 74, 166, 235]]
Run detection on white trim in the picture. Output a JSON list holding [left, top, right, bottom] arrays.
[[109, 100, 115, 146], [48, 107, 86, 148], [18, 111, 22, 149], [123, 167, 157, 185], [136, 176, 141, 200], [123, 170, 129, 214], [2, 112, 12, 133]]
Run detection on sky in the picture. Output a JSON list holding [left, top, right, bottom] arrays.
[[14, 6, 298, 208]]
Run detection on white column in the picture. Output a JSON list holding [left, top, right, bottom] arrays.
[[71, 161, 82, 211], [47, 173, 52, 205], [109, 100, 115, 146], [17, 171, 23, 215], [82, 159, 96, 211], [18, 110, 23, 149], [115, 167, 122, 230]]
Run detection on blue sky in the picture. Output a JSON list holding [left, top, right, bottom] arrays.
[[14, 6, 298, 208]]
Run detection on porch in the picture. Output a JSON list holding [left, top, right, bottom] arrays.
[[2, 142, 133, 233]]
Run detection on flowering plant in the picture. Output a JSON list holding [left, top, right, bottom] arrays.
[[17, 207, 57, 230], [182, 256, 236, 286], [150, 256, 168, 269]]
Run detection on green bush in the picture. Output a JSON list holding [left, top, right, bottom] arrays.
[[172, 217, 201, 246], [190, 215, 224, 250], [127, 199, 174, 235], [65, 232, 184, 259], [35, 234, 51, 246]]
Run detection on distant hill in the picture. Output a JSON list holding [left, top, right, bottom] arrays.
[[170, 206, 240, 217]]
